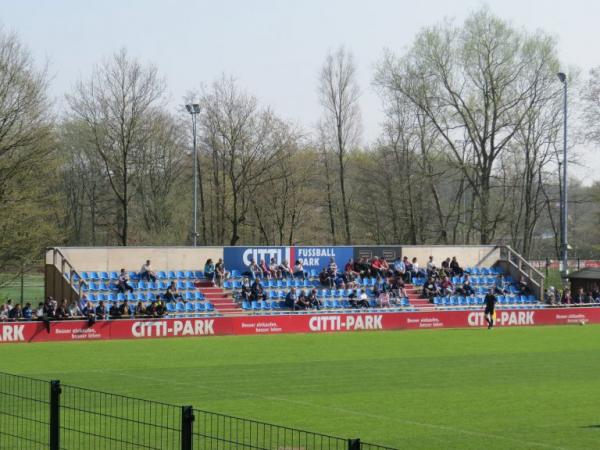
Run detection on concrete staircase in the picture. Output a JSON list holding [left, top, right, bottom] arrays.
[[195, 281, 242, 315], [405, 284, 435, 310]]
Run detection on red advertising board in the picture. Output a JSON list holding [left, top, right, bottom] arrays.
[[1, 308, 599, 344]]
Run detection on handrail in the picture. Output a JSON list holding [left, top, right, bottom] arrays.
[[48, 247, 84, 299]]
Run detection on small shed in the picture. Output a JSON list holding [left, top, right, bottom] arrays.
[[567, 268, 600, 293]]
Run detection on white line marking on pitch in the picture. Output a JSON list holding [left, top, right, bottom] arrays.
[[114, 371, 568, 450]]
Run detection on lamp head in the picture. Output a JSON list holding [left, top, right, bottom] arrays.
[[557, 72, 566, 83], [185, 104, 192, 113]]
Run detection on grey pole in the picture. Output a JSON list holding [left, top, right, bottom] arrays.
[[557, 73, 568, 279], [186, 104, 201, 247]]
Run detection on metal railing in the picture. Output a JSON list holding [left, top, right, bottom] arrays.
[[0, 372, 398, 450], [498, 246, 545, 299]]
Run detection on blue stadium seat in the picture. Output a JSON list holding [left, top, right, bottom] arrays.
[[126, 293, 135, 301], [166, 303, 176, 314], [167, 271, 177, 279], [185, 281, 195, 290], [176, 271, 186, 279], [106, 293, 116, 302], [99, 271, 110, 281], [96, 293, 106, 302], [88, 282, 98, 291], [116, 293, 125, 301], [137, 281, 147, 290], [194, 292, 204, 301], [242, 301, 251, 310], [88, 271, 99, 281], [194, 271, 204, 279], [251, 301, 260, 311], [176, 281, 185, 290], [175, 302, 186, 313], [310, 269, 318, 278], [185, 302, 195, 314], [87, 293, 97, 302], [205, 302, 214, 312], [184, 292, 194, 301], [135, 293, 146, 302], [128, 271, 140, 280], [158, 281, 169, 290], [184, 271, 195, 279], [149, 282, 159, 290], [261, 301, 272, 311], [230, 269, 241, 278], [195, 302, 206, 312], [157, 271, 167, 279]]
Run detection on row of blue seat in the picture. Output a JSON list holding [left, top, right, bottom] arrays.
[[74, 270, 206, 282], [241, 298, 411, 311], [166, 301, 215, 313], [84, 292, 206, 303], [432, 294, 537, 306], [82, 280, 200, 292]]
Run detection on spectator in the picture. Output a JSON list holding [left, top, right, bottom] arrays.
[[516, 277, 530, 295], [215, 258, 228, 287], [259, 258, 272, 281], [411, 257, 426, 279], [344, 258, 360, 282], [95, 301, 107, 320], [250, 279, 267, 302], [139, 260, 157, 282], [164, 281, 181, 303], [585, 292, 595, 304], [269, 258, 282, 280], [34, 302, 44, 320], [573, 287, 585, 304], [293, 260, 306, 280], [279, 260, 293, 278], [426, 256, 436, 277], [5, 299, 13, 312], [146, 299, 159, 317], [392, 256, 405, 278], [494, 275, 506, 295], [285, 287, 298, 309], [296, 290, 310, 310], [134, 300, 147, 317], [373, 276, 389, 298], [354, 257, 371, 278], [0, 303, 9, 321], [22, 302, 32, 320], [390, 277, 406, 299], [561, 289, 572, 305], [380, 258, 392, 277], [238, 282, 252, 303], [440, 276, 454, 296], [441, 258, 451, 276], [327, 257, 338, 277], [8, 303, 22, 321], [204, 259, 216, 285], [307, 289, 321, 310], [422, 277, 440, 300], [117, 269, 134, 294], [156, 299, 166, 317], [371, 256, 384, 277], [545, 287, 557, 305], [378, 289, 391, 308], [109, 301, 121, 319], [355, 289, 370, 308], [43, 297, 56, 319], [450, 257, 463, 276], [319, 268, 334, 289], [459, 275, 475, 296], [245, 258, 262, 280], [56, 299, 71, 320], [119, 300, 131, 318], [68, 300, 82, 318]]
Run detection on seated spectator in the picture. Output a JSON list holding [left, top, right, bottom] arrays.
[[139, 260, 157, 282], [269, 258, 282, 280], [422, 277, 440, 300], [378, 290, 391, 308], [573, 287, 585, 304], [349, 289, 370, 308], [117, 269, 134, 294], [373, 276, 389, 298], [296, 290, 310, 310], [204, 258, 216, 285], [119, 300, 131, 318], [134, 300, 147, 317], [426, 256, 436, 277], [410, 257, 426, 279], [146, 299, 161, 318], [307, 289, 321, 310], [259, 259, 272, 280], [335, 277, 346, 290], [354, 257, 371, 278], [43, 297, 57, 319], [585, 292, 595, 304], [450, 257, 463, 276], [380, 258, 392, 277], [403, 257, 413, 282], [459, 275, 474, 296], [494, 275, 507, 295], [156, 299, 166, 317], [8, 303, 22, 321], [215, 258, 228, 287], [164, 281, 181, 303], [95, 301, 107, 320], [516, 276, 530, 295], [319, 268, 334, 289], [22, 302, 32, 320], [293, 260, 306, 279], [371, 256, 384, 277], [344, 258, 360, 282], [285, 287, 298, 309], [34, 302, 45, 320], [0, 303, 9, 321], [238, 283, 252, 302], [440, 276, 454, 296], [441, 258, 451, 276], [390, 277, 406, 299], [279, 260, 293, 278], [245, 258, 262, 280], [250, 279, 267, 302], [5, 299, 13, 312], [109, 301, 121, 319], [68, 300, 82, 318], [561, 289, 572, 305]]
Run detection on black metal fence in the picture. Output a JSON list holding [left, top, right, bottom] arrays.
[[0, 372, 397, 450]]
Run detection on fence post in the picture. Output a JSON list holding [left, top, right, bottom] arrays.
[[348, 438, 361, 450], [181, 405, 194, 450], [49, 380, 61, 450]]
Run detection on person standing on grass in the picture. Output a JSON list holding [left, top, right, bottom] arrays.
[[484, 288, 498, 330]]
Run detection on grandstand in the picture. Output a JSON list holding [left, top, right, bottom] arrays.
[[44, 244, 545, 320]]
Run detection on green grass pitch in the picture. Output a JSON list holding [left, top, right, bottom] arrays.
[[1, 325, 599, 449]]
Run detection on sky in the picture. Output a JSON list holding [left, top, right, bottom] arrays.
[[2, 0, 599, 181]]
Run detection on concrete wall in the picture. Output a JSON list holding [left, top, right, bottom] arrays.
[[401, 246, 501, 268], [46, 247, 224, 273]]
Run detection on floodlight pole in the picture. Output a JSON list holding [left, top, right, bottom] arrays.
[[185, 104, 201, 247], [557, 73, 568, 280]]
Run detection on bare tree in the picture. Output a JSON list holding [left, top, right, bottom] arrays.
[[318, 47, 362, 244], [67, 48, 166, 245]]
